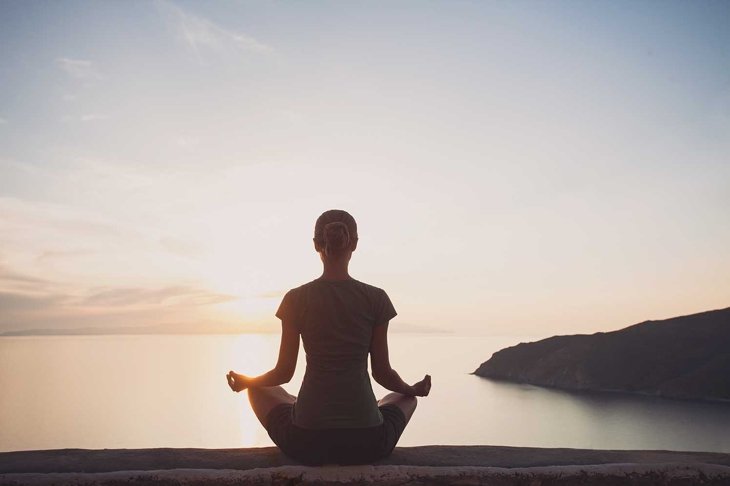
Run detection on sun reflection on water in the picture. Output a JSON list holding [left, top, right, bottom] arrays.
[[226, 334, 283, 447]]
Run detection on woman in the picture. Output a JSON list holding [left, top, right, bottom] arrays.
[[226, 209, 431, 465]]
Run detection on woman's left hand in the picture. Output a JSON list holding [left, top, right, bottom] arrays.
[[227, 371, 249, 392], [411, 374, 431, 397]]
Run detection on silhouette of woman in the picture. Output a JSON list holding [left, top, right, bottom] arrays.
[[227, 209, 431, 465]]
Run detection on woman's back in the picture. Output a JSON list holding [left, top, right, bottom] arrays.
[[277, 277, 396, 429], [226, 209, 429, 465]]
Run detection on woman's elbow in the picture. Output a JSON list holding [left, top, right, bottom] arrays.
[[275, 366, 295, 384], [371, 366, 391, 383]]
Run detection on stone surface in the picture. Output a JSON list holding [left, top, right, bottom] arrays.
[[3, 445, 730, 473], [474, 307, 730, 401], [2, 446, 730, 485], [2, 464, 730, 485]]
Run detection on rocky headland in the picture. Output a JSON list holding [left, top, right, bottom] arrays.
[[474, 307, 730, 402]]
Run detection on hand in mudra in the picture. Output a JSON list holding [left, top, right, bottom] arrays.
[[412, 374, 432, 397], [227, 371, 249, 393]]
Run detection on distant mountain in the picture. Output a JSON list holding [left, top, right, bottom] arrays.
[[0, 322, 279, 336], [1, 321, 449, 336], [474, 308, 730, 402]]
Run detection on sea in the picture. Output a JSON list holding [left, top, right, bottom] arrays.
[[1, 334, 729, 453]]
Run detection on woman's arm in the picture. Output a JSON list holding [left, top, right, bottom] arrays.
[[227, 320, 300, 392], [370, 322, 431, 397]]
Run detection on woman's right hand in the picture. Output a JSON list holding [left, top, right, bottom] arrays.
[[227, 371, 249, 393], [411, 374, 431, 397]]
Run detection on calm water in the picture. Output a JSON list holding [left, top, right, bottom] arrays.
[[1, 334, 729, 453]]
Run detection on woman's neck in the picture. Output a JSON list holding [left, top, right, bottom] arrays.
[[320, 261, 351, 281]]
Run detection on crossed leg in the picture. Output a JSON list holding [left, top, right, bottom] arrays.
[[248, 386, 296, 428], [248, 387, 417, 430], [377, 392, 417, 425]]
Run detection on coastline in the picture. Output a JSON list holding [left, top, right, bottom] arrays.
[[473, 374, 730, 405], [3, 445, 730, 485]]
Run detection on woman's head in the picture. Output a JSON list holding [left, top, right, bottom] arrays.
[[314, 209, 358, 258]]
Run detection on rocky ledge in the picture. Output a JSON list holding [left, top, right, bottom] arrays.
[[2, 446, 730, 485]]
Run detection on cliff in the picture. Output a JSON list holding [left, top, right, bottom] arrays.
[[2, 446, 730, 485], [474, 307, 730, 401]]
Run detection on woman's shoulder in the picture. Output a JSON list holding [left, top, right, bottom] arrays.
[[352, 280, 397, 321], [294, 278, 390, 296], [347, 279, 392, 302], [281, 280, 316, 298], [287, 277, 392, 301], [355, 279, 387, 292]]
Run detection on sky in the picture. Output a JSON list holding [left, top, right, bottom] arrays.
[[0, 1, 728, 337]]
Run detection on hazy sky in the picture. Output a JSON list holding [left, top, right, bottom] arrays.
[[1, 1, 728, 336]]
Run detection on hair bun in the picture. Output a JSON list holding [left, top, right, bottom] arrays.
[[323, 221, 350, 256], [314, 209, 358, 258]]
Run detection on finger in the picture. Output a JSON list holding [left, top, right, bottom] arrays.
[[423, 376, 431, 395]]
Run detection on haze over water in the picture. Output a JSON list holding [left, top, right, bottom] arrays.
[[2, 334, 729, 454]]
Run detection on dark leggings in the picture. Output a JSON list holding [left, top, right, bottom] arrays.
[[265, 403, 407, 466]]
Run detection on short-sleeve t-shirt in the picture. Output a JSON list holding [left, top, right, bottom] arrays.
[[276, 277, 397, 429]]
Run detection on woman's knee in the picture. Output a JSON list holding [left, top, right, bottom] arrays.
[[247, 387, 284, 421], [400, 395, 417, 416], [379, 393, 417, 423], [248, 385, 291, 405], [379, 392, 416, 407], [247, 386, 264, 406]]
